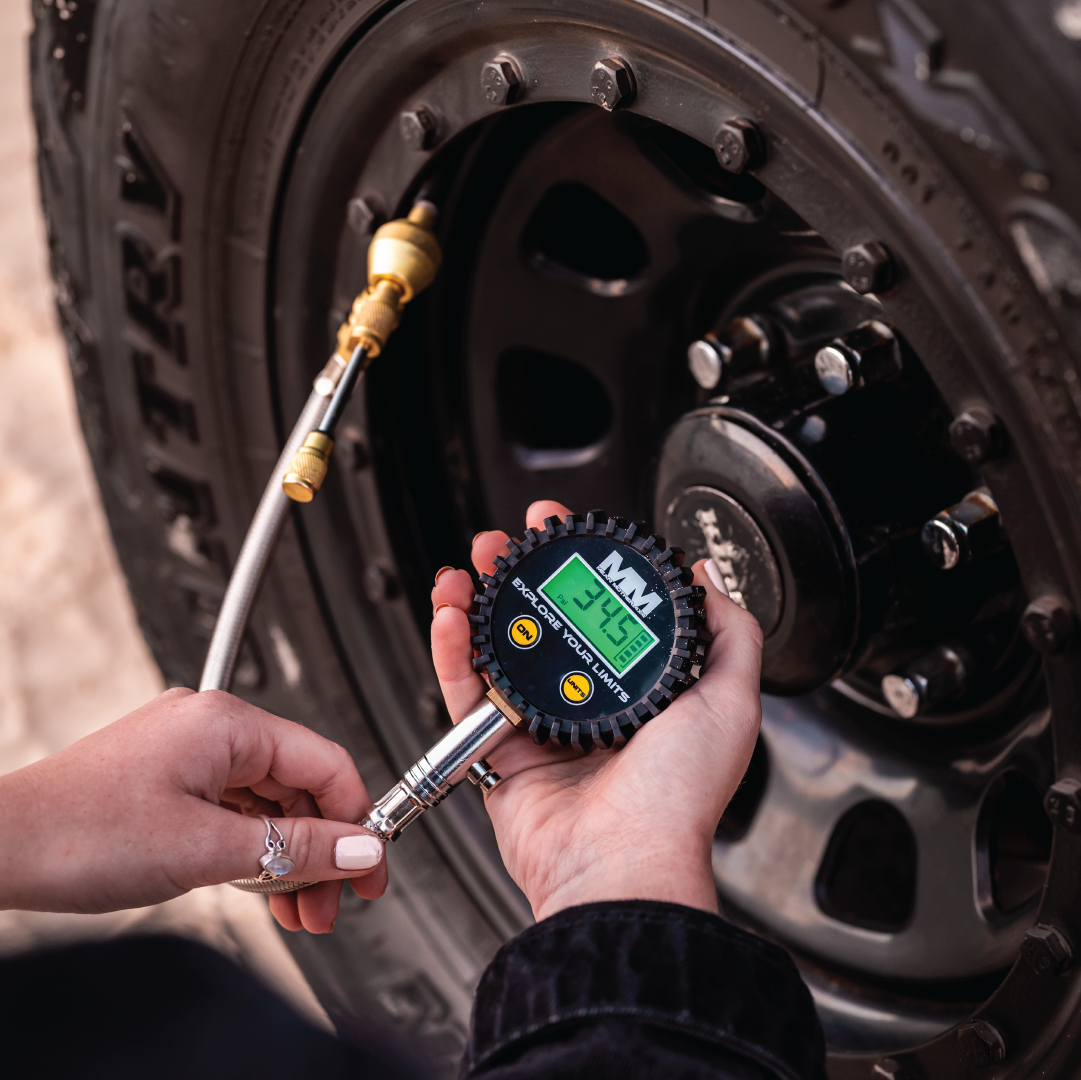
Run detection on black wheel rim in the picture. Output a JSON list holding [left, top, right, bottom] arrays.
[[267, 1, 1081, 1071]]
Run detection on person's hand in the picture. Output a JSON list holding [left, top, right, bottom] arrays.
[[431, 501, 763, 920], [0, 688, 386, 933]]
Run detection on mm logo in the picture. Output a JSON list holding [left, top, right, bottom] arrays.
[[596, 551, 662, 616]]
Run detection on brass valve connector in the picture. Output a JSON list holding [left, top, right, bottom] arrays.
[[334, 201, 442, 361], [282, 432, 334, 503], [282, 201, 442, 503]]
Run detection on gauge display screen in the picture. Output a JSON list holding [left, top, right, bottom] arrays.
[[539, 552, 659, 676]]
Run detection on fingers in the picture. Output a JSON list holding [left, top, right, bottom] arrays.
[[471, 530, 511, 576], [690, 558, 764, 710], [432, 567, 473, 613], [432, 603, 488, 722], [268, 853, 388, 934], [525, 500, 573, 532], [201, 692, 371, 825]]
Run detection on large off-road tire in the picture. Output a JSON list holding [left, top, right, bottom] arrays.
[[31, 0, 1081, 1075]]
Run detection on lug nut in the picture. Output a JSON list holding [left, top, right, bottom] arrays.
[[814, 345, 854, 396], [957, 1019, 1006, 1067], [714, 118, 763, 174], [949, 406, 1006, 465], [921, 487, 1000, 569], [1045, 777, 1081, 832], [881, 644, 968, 718], [842, 241, 895, 294], [400, 107, 439, 151], [687, 338, 724, 389], [1021, 923, 1072, 976], [814, 320, 901, 396], [590, 58, 635, 111], [481, 56, 522, 105], [1021, 595, 1076, 655]]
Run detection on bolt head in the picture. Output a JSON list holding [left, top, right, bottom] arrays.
[[882, 674, 921, 718], [400, 107, 438, 151], [842, 241, 895, 294], [1021, 923, 1072, 976], [687, 339, 725, 389], [481, 57, 521, 105], [814, 345, 855, 396], [1045, 777, 1081, 832], [949, 406, 1006, 465], [1021, 595, 1076, 655], [957, 1020, 1006, 1067], [590, 58, 635, 111], [714, 119, 762, 174], [921, 517, 963, 569], [347, 196, 381, 235]]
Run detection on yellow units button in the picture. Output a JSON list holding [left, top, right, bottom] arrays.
[[561, 671, 593, 705], [509, 616, 541, 649]]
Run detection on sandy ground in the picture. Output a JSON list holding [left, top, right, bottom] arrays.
[[0, 2, 329, 1030]]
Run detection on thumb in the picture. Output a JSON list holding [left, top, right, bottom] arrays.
[[204, 808, 386, 888]]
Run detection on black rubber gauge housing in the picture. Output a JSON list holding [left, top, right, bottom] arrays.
[[470, 511, 709, 753]]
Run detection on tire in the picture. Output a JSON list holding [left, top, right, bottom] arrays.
[[30, 0, 1081, 1076]]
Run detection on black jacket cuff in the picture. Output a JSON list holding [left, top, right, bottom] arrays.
[[462, 899, 825, 1080]]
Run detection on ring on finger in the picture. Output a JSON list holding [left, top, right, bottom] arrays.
[[256, 816, 296, 881]]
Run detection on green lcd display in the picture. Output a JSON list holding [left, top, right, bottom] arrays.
[[539, 553, 659, 676]]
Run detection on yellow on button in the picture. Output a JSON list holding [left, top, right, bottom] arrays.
[[509, 616, 541, 649], [561, 671, 593, 705]]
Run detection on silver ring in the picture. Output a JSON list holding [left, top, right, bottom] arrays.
[[256, 816, 296, 881]]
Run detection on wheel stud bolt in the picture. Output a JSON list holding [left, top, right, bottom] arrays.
[[400, 106, 439, 151], [1044, 777, 1081, 831], [687, 338, 725, 389], [920, 487, 1000, 569], [688, 317, 771, 389], [949, 406, 1006, 465], [1021, 923, 1073, 976], [481, 56, 522, 106], [1021, 594, 1076, 655], [590, 58, 635, 111], [814, 345, 854, 395], [814, 320, 900, 396], [842, 241, 895, 294], [714, 118, 763, 174], [881, 644, 968, 718], [957, 1020, 1006, 1067]]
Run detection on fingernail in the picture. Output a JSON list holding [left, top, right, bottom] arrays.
[[434, 566, 454, 585], [472, 531, 487, 546], [705, 559, 730, 597], [433, 602, 452, 617], [335, 835, 384, 871]]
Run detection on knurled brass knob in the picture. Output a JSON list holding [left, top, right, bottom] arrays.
[[336, 280, 404, 360], [282, 432, 334, 502]]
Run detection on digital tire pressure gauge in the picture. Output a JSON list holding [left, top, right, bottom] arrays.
[[219, 202, 710, 891], [358, 511, 710, 842]]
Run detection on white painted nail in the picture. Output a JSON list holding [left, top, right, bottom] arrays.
[[334, 834, 384, 871], [705, 558, 730, 597]]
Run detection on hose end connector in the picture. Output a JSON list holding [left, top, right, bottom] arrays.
[[335, 201, 442, 361], [282, 431, 334, 502]]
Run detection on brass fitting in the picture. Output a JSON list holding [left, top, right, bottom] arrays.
[[333, 200, 443, 361], [283, 201, 442, 502], [282, 432, 334, 503]]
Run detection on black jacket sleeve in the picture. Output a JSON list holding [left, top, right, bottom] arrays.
[[461, 900, 827, 1080]]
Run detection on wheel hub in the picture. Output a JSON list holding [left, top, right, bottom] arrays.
[[656, 410, 856, 693]]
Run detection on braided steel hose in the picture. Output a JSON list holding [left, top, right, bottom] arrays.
[[198, 202, 445, 894]]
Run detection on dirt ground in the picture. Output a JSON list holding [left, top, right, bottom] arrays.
[[0, 2, 329, 1029]]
